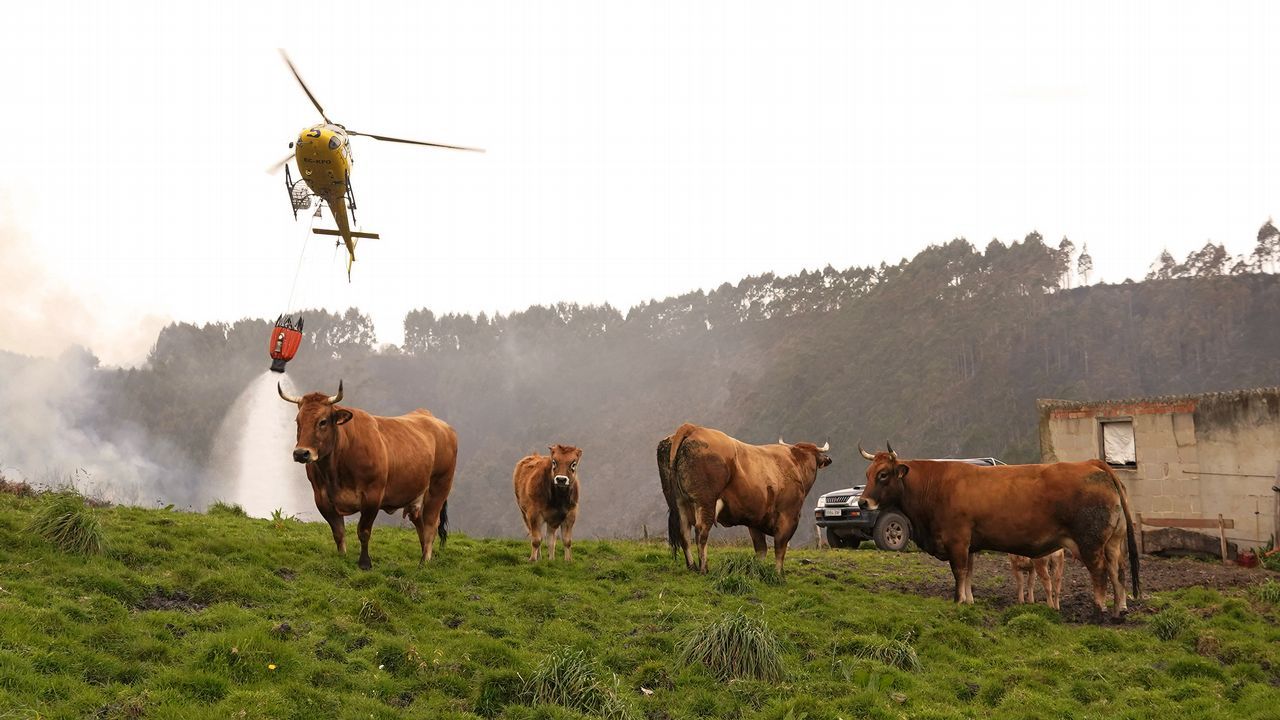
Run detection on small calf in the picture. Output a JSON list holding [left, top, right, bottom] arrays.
[[513, 445, 582, 561], [1009, 549, 1066, 610]]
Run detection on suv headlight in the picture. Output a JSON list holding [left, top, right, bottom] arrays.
[[816, 497, 826, 508]]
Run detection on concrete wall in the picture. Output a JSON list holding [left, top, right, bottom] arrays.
[[1038, 389, 1280, 548]]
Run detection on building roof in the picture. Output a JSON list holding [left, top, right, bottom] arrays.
[[1037, 386, 1280, 414]]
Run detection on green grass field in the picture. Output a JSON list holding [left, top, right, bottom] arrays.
[[1, 491, 1278, 719]]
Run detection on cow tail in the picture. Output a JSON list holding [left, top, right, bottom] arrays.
[[437, 501, 449, 547], [662, 424, 698, 558], [1117, 478, 1139, 600], [657, 438, 679, 558]]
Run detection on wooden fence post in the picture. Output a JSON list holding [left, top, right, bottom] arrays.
[[1273, 462, 1279, 548], [1135, 512, 1145, 556], [1218, 514, 1229, 563]]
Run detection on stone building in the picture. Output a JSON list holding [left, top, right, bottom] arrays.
[[1037, 387, 1280, 548]]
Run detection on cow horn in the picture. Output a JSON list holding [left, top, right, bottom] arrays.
[[277, 382, 302, 405], [858, 442, 875, 461], [327, 380, 344, 405], [886, 441, 896, 460], [778, 436, 786, 445], [819, 440, 829, 452]]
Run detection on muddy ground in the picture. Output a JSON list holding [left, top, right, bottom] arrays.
[[813, 550, 1279, 623]]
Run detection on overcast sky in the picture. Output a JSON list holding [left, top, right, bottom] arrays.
[[3, 1, 1279, 365]]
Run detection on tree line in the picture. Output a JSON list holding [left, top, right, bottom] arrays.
[[24, 228, 1280, 541]]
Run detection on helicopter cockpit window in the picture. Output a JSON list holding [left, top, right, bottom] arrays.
[[328, 135, 343, 151]]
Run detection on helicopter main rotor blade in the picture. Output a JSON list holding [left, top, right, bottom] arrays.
[[266, 152, 293, 175], [279, 49, 329, 123], [347, 130, 485, 153]]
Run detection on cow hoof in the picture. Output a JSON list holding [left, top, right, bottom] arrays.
[[358, 560, 372, 571]]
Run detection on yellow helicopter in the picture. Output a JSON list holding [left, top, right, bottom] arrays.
[[271, 50, 483, 280]]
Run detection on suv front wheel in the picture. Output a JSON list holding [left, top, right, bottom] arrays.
[[873, 512, 911, 551]]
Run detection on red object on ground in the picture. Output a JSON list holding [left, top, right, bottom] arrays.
[[1237, 550, 1258, 568], [268, 316, 304, 373]]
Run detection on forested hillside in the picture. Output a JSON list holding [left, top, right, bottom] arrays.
[[13, 233, 1280, 540]]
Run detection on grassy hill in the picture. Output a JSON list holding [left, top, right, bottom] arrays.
[[2, 491, 1279, 719]]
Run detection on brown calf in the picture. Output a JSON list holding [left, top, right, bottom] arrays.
[[1009, 549, 1066, 610], [513, 445, 582, 561]]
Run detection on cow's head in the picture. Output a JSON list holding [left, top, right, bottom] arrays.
[[779, 438, 834, 473], [278, 381, 352, 464], [547, 444, 582, 490], [858, 442, 907, 510]]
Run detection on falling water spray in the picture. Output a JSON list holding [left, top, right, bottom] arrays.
[[208, 371, 314, 519]]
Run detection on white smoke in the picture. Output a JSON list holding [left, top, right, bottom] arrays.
[[0, 346, 200, 507]]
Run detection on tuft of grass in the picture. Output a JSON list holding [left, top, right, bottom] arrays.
[[207, 500, 246, 517], [713, 574, 755, 595], [679, 610, 785, 681], [475, 669, 523, 717], [26, 490, 104, 555], [838, 633, 922, 672], [1253, 579, 1280, 605], [520, 648, 636, 720], [270, 507, 298, 530], [712, 554, 783, 586], [999, 602, 1060, 625], [1148, 607, 1195, 641], [357, 597, 390, 625], [1005, 612, 1052, 639]]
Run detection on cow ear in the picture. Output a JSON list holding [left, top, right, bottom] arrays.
[[895, 464, 909, 481], [333, 409, 354, 426]]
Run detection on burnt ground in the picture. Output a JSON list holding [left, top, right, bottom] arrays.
[[825, 550, 1279, 624]]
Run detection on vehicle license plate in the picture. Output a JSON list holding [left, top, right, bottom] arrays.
[[824, 508, 842, 517]]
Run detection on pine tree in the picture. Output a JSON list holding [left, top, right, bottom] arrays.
[[1182, 241, 1229, 277], [1077, 244, 1094, 285], [1057, 236, 1076, 288], [1146, 249, 1177, 280], [1255, 218, 1280, 273]]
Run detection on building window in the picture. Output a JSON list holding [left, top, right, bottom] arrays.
[[1101, 420, 1136, 467]]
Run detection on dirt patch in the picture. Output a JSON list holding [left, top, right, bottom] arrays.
[[137, 589, 206, 612], [858, 551, 1278, 623], [275, 567, 297, 581]]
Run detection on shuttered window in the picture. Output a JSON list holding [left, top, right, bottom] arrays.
[[1102, 421, 1136, 466]]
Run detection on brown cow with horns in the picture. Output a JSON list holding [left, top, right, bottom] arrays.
[[857, 443, 1138, 620], [278, 381, 458, 569], [659, 423, 832, 574]]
